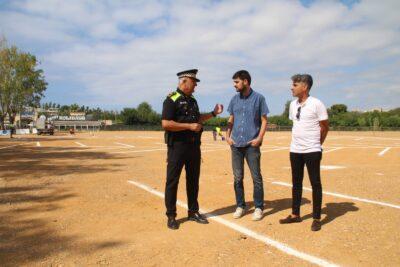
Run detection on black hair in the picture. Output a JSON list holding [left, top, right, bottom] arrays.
[[232, 70, 251, 85]]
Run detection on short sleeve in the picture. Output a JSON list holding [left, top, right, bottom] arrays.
[[162, 98, 175, 120], [316, 100, 328, 121], [288, 102, 294, 120], [227, 97, 234, 115], [259, 95, 269, 116]]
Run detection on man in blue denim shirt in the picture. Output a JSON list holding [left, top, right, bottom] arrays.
[[226, 70, 269, 221]]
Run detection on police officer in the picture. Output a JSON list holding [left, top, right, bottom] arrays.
[[161, 69, 223, 230]]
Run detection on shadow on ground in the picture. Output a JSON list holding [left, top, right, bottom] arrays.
[[301, 202, 359, 225], [0, 143, 130, 266]]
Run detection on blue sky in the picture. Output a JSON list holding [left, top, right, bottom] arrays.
[[1, 0, 399, 115]]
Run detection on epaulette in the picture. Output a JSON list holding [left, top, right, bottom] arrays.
[[168, 91, 177, 97], [168, 91, 182, 102]]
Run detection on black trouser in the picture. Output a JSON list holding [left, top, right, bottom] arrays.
[[290, 152, 322, 219], [165, 142, 201, 217]]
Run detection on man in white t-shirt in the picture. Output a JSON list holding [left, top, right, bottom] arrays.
[[279, 74, 329, 231]]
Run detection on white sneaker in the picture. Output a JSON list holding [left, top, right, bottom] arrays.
[[252, 208, 263, 221], [233, 207, 245, 219]]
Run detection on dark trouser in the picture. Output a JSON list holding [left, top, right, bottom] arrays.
[[165, 142, 201, 217], [290, 152, 322, 219], [231, 145, 264, 210]]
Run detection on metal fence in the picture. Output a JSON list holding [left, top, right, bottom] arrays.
[[101, 124, 400, 132]]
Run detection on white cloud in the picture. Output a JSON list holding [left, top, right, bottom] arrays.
[[1, 0, 399, 112]]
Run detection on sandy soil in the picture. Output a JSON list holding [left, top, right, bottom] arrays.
[[0, 130, 399, 266]]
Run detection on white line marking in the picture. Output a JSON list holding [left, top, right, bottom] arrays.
[[202, 148, 229, 153], [127, 179, 338, 267], [36, 142, 41, 147], [114, 142, 135, 148], [202, 143, 228, 148], [320, 165, 346, 170], [111, 148, 167, 154], [75, 142, 87, 147], [324, 147, 343, 153], [261, 147, 288, 153], [378, 147, 391, 156], [137, 136, 157, 139], [271, 181, 400, 210], [0, 143, 28, 150], [354, 138, 364, 141]]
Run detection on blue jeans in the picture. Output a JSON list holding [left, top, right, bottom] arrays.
[[231, 145, 264, 210]]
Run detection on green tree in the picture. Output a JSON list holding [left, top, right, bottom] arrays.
[[329, 104, 348, 115], [0, 38, 7, 128], [70, 103, 80, 112], [120, 107, 138, 124], [282, 100, 291, 118], [0, 41, 47, 128]]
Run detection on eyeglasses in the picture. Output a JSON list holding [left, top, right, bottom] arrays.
[[296, 106, 301, 120]]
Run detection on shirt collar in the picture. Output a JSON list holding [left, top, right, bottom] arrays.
[[296, 95, 311, 106], [240, 88, 253, 99]]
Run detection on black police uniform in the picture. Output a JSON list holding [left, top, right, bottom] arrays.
[[162, 88, 202, 218]]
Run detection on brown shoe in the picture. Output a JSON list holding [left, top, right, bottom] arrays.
[[311, 219, 321, 231], [279, 215, 302, 224]]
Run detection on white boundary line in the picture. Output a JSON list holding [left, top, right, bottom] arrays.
[[271, 181, 400, 210], [324, 147, 343, 153], [261, 147, 288, 153], [137, 136, 157, 139], [74, 142, 87, 147], [0, 142, 28, 150], [111, 148, 167, 154], [127, 179, 338, 267], [378, 147, 391, 156], [202, 148, 229, 153], [114, 142, 135, 148]]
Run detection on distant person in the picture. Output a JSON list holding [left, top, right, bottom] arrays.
[[226, 70, 269, 221], [212, 128, 217, 141], [216, 127, 225, 141], [279, 74, 329, 231], [9, 123, 15, 138]]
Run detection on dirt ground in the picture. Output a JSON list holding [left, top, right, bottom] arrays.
[[0, 130, 399, 266]]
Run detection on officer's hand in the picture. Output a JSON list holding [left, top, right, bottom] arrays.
[[214, 104, 224, 115], [247, 137, 262, 147], [189, 123, 203, 132], [226, 137, 235, 146]]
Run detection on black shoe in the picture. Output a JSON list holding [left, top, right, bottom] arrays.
[[279, 215, 302, 224], [167, 217, 179, 230], [311, 219, 321, 231], [188, 212, 209, 224]]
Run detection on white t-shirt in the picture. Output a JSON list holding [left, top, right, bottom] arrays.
[[289, 96, 328, 153]]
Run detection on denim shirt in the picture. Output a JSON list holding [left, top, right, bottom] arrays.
[[227, 89, 269, 147]]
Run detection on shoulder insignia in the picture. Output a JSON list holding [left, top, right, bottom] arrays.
[[168, 91, 181, 102]]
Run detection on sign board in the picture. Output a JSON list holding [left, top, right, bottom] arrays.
[[0, 130, 11, 136], [16, 129, 30, 135], [50, 115, 86, 121]]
